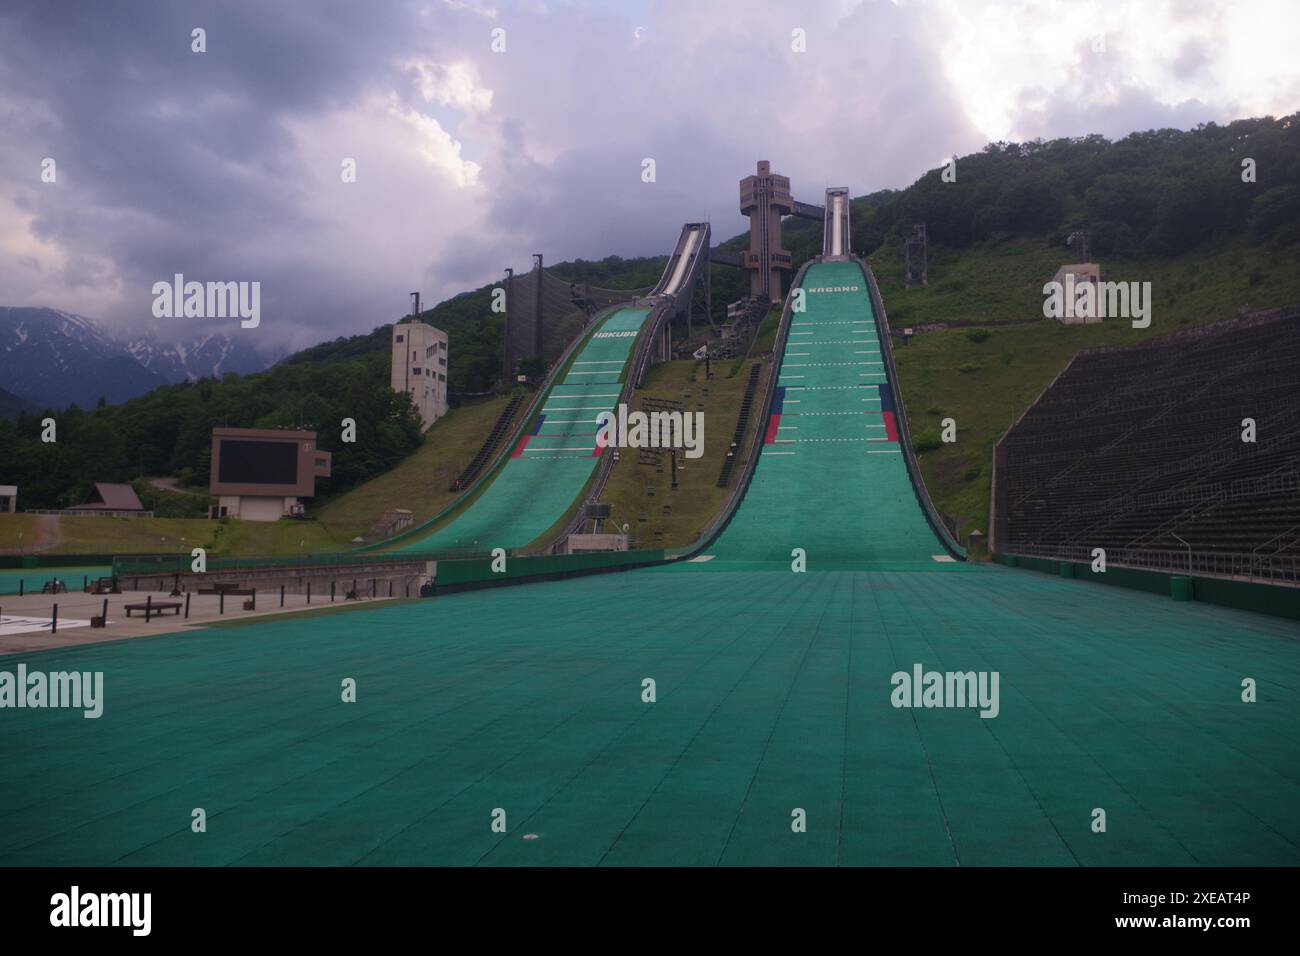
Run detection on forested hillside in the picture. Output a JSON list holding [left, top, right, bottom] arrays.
[[3, 115, 1295, 513], [0, 352, 422, 509]]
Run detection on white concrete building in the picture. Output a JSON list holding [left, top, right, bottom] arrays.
[[1050, 263, 1103, 325], [391, 319, 449, 430]]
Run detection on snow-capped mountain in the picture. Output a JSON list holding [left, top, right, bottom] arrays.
[[0, 307, 280, 410], [125, 328, 277, 384]]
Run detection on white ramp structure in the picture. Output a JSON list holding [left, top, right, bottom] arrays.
[[823, 187, 851, 260]]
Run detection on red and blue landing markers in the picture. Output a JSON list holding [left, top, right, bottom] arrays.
[[512, 414, 547, 458], [878, 384, 899, 442], [591, 411, 614, 456], [765, 387, 789, 444]]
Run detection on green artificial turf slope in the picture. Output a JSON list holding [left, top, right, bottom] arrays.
[[1, 567, 1296, 866]]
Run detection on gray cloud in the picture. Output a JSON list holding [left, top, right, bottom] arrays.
[[0, 0, 1295, 353]]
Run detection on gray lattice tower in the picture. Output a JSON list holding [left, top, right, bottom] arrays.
[[904, 223, 928, 288], [532, 254, 544, 357]]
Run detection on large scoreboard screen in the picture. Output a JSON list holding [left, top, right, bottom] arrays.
[[216, 438, 300, 485]]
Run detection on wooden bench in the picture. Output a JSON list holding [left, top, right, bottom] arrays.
[[124, 601, 182, 618], [196, 585, 256, 610]]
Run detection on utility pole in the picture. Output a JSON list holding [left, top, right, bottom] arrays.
[[905, 223, 928, 288], [533, 253, 544, 358], [502, 267, 514, 386]]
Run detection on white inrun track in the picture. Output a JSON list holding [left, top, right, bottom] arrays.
[[661, 225, 703, 296], [829, 193, 844, 257]]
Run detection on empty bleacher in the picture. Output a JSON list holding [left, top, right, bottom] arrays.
[[994, 307, 1300, 582]]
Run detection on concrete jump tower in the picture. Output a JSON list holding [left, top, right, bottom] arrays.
[[739, 161, 794, 302]]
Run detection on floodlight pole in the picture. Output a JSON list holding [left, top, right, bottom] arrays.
[[533, 254, 544, 357]]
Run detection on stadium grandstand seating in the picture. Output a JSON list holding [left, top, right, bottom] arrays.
[[994, 306, 1300, 582]]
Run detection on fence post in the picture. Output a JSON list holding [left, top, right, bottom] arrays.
[[52, 603, 58, 634], [219, 592, 224, 615], [185, 591, 191, 619], [145, 594, 153, 623], [307, 582, 311, 605], [280, 585, 285, 607], [101, 598, 108, 623], [18, 580, 23, 597], [331, 581, 336, 602]]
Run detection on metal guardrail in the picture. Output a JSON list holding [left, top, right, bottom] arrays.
[[857, 258, 966, 560], [544, 297, 674, 552], [1007, 544, 1300, 586], [363, 301, 630, 553], [24, 510, 156, 518], [665, 260, 813, 560], [545, 228, 714, 552], [112, 548, 495, 578]]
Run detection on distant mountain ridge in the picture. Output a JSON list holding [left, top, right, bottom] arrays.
[[0, 306, 280, 410]]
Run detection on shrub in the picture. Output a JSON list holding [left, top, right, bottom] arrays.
[[913, 431, 942, 453]]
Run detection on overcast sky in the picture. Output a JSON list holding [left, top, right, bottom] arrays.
[[1, 0, 1297, 351]]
